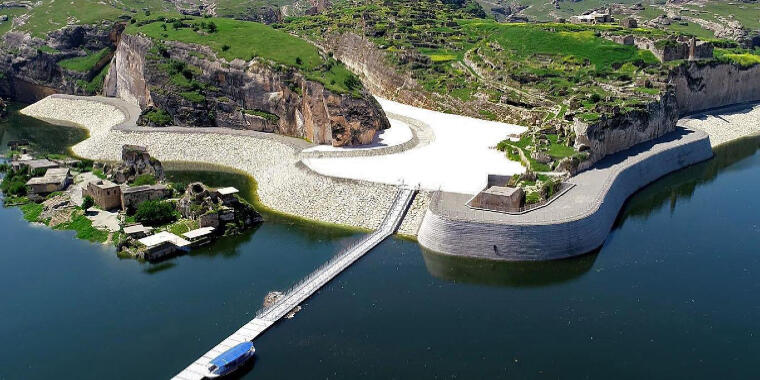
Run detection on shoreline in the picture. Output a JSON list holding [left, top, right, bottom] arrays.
[[20, 95, 429, 236], [18, 95, 760, 261]]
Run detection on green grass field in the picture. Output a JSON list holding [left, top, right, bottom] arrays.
[[127, 14, 361, 94], [467, 22, 659, 71]]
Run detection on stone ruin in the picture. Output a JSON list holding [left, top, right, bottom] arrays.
[[177, 182, 262, 231], [104, 145, 165, 184]]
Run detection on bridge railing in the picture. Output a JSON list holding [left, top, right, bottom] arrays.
[[253, 188, 414, 321]]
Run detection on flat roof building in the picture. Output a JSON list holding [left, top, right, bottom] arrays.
[[182, 227, 216, 247], [84, 180, 123, 211], [137, 231, 190, 261], [13, 158, 59, 173], [121, 184, 171, 212], [26, 168, 72, 195], [123, 224, 154, 239]]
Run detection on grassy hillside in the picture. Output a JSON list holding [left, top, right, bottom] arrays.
[[126, 14, 361, 94]]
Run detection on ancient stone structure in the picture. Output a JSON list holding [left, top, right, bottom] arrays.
[[469, 186, 524, 211], [177, 182, 262, 230], [120, 184, 171, 212], [84, 180, 122, 210], [621, 17, 638, 28], [103, 34, 390, 146], [105, 144, 164, 184]]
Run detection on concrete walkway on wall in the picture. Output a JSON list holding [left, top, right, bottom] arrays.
[[418, 127, 714, 261]]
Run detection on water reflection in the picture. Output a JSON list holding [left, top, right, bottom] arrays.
[[421, 247, 598, 287], [143, 261, 177, 274], [619, 135, 760, 224], [422, 135, 760, 287], [0, 102, 88, 155]]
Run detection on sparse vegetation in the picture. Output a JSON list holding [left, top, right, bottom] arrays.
[[57, 48, 112, 73]]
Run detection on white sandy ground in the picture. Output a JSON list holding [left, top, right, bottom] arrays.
[[20, 95, 760, 233], [303, 98, 528, 195], [680, 102, 760, 146], [20, 97, 428, 235], [302, 118, 413, 152]]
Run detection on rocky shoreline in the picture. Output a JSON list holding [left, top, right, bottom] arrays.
[[679, 102, 760, 147], [20, 95, 428, 236]]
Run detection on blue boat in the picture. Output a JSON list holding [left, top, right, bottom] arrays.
[[205, 341, 256, 378]]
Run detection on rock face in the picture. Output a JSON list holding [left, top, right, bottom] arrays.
[[671, 61, 760, 115], [574, 61, 760, 171], [104, 144, 165, 184], [323, 32, 431, 108], [574, 91, 678, 171], [104, 33, 389, 146], [0, 22, 122, 102]]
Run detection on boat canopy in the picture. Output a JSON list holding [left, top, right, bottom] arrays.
[[210, 342, 254, 367]]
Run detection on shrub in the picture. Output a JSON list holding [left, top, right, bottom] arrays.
[[134, 200, 177, 226], [143, 108, 172, 126], [133, 173, 157, 186], [81, 195, 95, 210], [0, 174, 28, 196]]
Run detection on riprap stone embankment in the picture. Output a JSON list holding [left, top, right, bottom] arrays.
[[21, 95, 427, 235]]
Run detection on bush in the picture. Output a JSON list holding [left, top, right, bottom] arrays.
[[133, 173, 157, 186], [134, 200, 177, 226], [82, 195, 95, 210], [1, 171, 29, 197]]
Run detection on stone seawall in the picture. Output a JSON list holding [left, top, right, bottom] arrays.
[[418, 128, 713, 261]]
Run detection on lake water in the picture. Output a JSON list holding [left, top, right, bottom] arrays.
[[1, 105, 760, 379]]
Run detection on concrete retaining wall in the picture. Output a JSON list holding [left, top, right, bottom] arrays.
[[417, 128, 713, 261]]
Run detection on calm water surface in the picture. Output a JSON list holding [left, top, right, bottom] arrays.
[[1, 105, 759, 379]]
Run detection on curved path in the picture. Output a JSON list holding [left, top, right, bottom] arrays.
[[418, 128, 714, 261], [20, 94, 429, 235]]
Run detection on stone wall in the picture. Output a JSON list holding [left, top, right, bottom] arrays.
[[417, 128, 713, 261]]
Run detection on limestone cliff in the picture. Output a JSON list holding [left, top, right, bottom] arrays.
[[323, 32, 429, 107], [573, 61, 760, 171], [104, 33, 389, 146], [671, 61, 760, 115], [574, 91, 679, 172], [0, 22, 122, 102]]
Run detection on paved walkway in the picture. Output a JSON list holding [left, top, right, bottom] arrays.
[[418, 127, 714, 260]]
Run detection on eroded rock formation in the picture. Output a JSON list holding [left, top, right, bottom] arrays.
[[0, 22, 122, 102], [104, 33, 389, 146], [103, 144, 165, 184]]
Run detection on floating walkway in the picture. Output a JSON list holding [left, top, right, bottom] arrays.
[[173, 187, 417, 380]]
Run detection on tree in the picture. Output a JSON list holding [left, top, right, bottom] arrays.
[[134, 200, 177, 226], [81, 195, 94, 211], [207, 21, 217, 33]]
